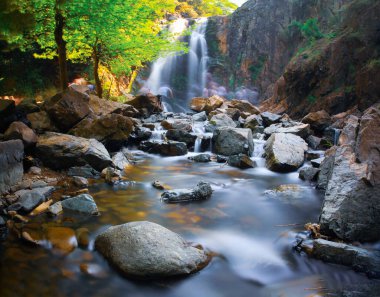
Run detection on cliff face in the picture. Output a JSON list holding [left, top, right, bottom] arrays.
[[206, 0, 379, 117]]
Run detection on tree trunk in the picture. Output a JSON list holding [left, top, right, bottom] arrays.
[[126, 69, 138, 93], [54, 4, 68, 91], [92, 45, 103, 98]]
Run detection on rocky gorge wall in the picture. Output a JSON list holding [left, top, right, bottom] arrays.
[[206, 0, 379, 117]]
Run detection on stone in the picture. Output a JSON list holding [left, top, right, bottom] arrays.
[[35, 132, 112, 171], [161, 119, 192, 132], [27, 111, 58, 133], [228, 154, 256, 169], [72, 176, 89, 188], [46, 227, 78, 254], [61, 194, 99, 215], [101, 167, 123, 184], [44, 88, 90, 131], [17, 192, 45, 213], [226, 99, 260, 115], [244, 114, 263, 131], [29, 166, 42, 175], [264, 123, 311, 139], [68, 165, 100, 178], [205, 113, 236, 132], [192, 111, 207, 122], [261, 112, 282, 127], [311, 157, 324, 168], [188, 154, 211, 163], [69, 114, 134, 149], [165, 130, 197, 147], [310, 239, 380, 279], [299, 167, 319, 181], [306, 135, 322, 150], [48, 201, 63, 216], [129, 127, 152, 142], [4, 121, 38, 148], [162, 181, 213, 203], [264, 133, 308, 172], [139, 141, 188, 156], [88, 95, 140, 118], [190, 95, 225, 114], [213, 127, 254, 156], [319, 105, 380, 242], [264, 184, 314, 204], [316, 147, 336, 191], [0, 140, 24, 195], [302, 110, 331, 133], [125, 93, 163, 116], [111, 151, 129, 171], [95, 221, 210, 279]]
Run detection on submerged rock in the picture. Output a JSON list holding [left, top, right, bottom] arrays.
[[35, 132, 112, 171], [188, 154, 211, 163], [264, 133, 308, 172], [162, 181, 213, 203], [95, 221, 210, 279], [228, 154, 256, 169], [213, 127, 254, 156], [61, 194, 99, 215]]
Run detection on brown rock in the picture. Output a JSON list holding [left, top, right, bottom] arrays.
[[302, 110, 331, 133], [46, 227, 78, 254], [4, 121, 38, 148], [27, 111, 58, 133], [190, 95, 225, 114], [125, 93, 163, 116], [226, 99, 260, 115]]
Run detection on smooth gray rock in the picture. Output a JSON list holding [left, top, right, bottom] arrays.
[[205, 113, 237, 132], [192, 111, 207, 122], [61, 194, 99, 215], [72, 176, 89, 188], [95, 221, 210, 279], [261, 112, 282, 127], [311, 239, 380, 279], [264, 133, 308, 172], [162, 181, 213, 203], [244, 114, 263, 131], [306, 135, 322, 150], [17, 192, 45, 213], [14, 186, 55, 199], [188, 154, 211, 163], [264, 123, 310, 139], [35, 132, 112, 171], [228, 154, 256, 169], [213, 127, 254, 156], [299, 167, 320, 181], [48, 201, 63, 216], [112, 150, 129, 171], [0, 140, 24, 195]]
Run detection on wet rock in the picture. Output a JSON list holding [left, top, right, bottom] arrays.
[[44, 88, 90, 131], [152, 181, 165, 190], [35, 132, 112, 171], [213, 127, 254, 156], [228, 154, 256, 169], [72, 176, 89, 188], [190, 95, 225, 114], [69, 114, 134, 149], [46, 227, 78, 254], [48, 201, 63, 216], [205, 113, 236, 132], [125, 93, 163, 116], [111, 150, 129, 171], [260, 112, 282, 127], [129, 126, 152, 142], [264, 133, 308, 172], [302, 110, 331, 133], [101, 167, 123, 184], [320, 105, 380, 242], [299, 167, 319, 181], [68, 165, 100, 179], [316, 147, 337, 191], [15, 190, 47, 214], [95, 221, 210, 279], [244, 114, 263, 131], [311, 157, 324, 168], [161, 119, 192, 132], [162, 181, 213, 203], [188, 154, 211, 163], [264, 184, 313, 203], [165, 130, 197, 147], [225, 99, 260, 115], [4, 121, 38, 148], [192, 111, 207, 122], [310, 239, 380, 279], [264, 122, 310, 139], [139, 141, 188, 156], [76, 228, 90, 247], [305, 150, 321, 161], [27, 111, 58, 133], [0, 140, 24, 195], [61, 194, 99, 215], [306, 135, 322, 150]]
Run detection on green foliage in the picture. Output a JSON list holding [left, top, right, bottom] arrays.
[[289, 18, 324, 42], [249, 56, 267, 82], [176, 0, 238, 17], [307, 94, 317, 103]]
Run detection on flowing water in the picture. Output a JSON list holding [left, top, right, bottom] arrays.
[[0, 134, 374, 297]]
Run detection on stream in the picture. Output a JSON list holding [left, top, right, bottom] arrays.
[[0, 133, 372, 297]]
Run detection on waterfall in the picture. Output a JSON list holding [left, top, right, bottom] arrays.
[[141, 18, 209, 111]]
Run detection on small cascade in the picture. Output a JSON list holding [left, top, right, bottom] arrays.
[[194, 138, 202, 153], [192, 121, 213, 153], [150, 125, 166, 141], [333, 128, 341, 145], [253, 134, 266, 157]]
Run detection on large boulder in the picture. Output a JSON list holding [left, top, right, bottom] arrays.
[[244, 114, 263, 131], [69, 114, 134, 149], [302, 110, 331, 133], [139, 141, 188, 156], [319, 105, 380, 242], [228, 154, 256, 169], [95, 221, 210, 279], [0, 140, 24, 195], [44, 89, 90, 131], [4, 121, 38, 148], [224, 99, 260, 116], [125, 93, 163, 116], [35, 132, 112, 171], [206, 113, 237, 132], [213, 127, 254, 156], [165, 130, 197, 147], [88, 95, 139, 117], [190, 95, 225, 114], [27, 111, 58, 133], [264, 122, 310, 139], [162, 181, 213, 203], [264, 133, 308, 172]]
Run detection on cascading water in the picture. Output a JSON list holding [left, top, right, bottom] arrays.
[[141, 18, 209, 112]]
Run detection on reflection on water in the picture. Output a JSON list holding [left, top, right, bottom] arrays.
[[0, 150, 376, 297]]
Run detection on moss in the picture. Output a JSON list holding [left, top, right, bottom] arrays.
[[249, 55, 267, 82], [307, 94, 317, 103]]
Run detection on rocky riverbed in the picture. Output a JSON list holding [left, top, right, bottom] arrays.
[[0, 88, 379, 296]]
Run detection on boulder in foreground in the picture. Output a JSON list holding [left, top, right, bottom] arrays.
[[95, 221, 210, 279]]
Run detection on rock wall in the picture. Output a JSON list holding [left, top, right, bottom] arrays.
[[206, 0, 379, 117]]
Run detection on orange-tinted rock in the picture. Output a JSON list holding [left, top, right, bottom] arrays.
[[46, 227, 78, 254], [4, 121, 38, 148], [302, 110, 331, 133]]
